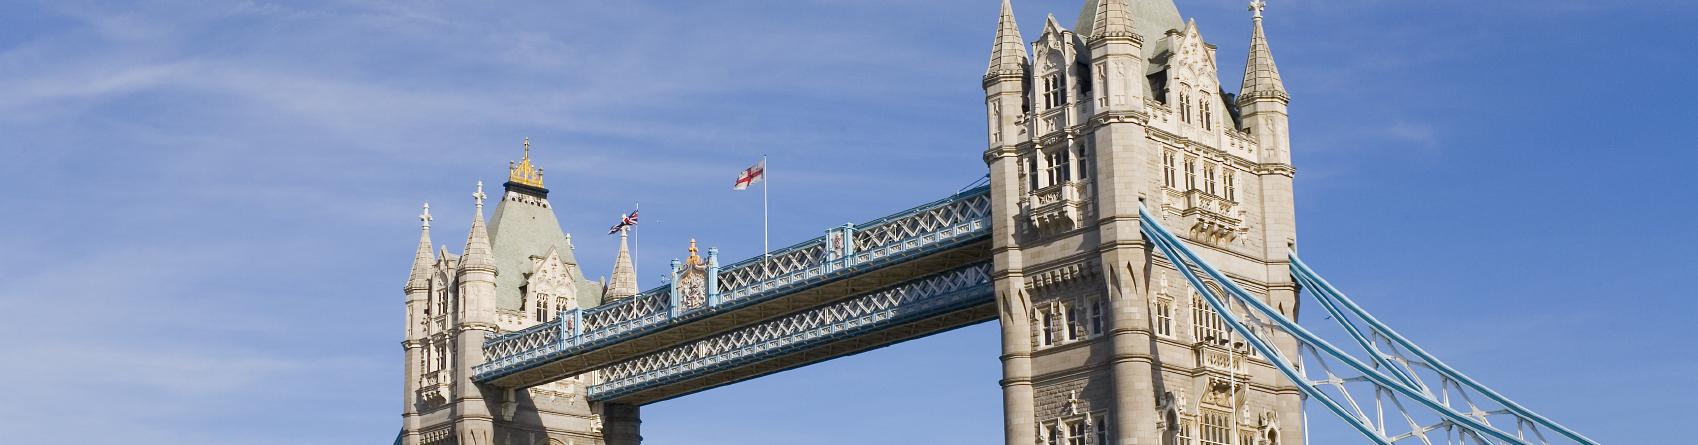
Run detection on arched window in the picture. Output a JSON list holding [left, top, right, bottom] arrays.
[[1184, 157, 1197, 190], [1192, 291, 1227, 344], [1163, 151, 1177, 187], [1043, 74, 1064, 109], [535, 295, 550, 322], [1180, 92, 1192, 123], [1224, 171, 1237, 201], [1027, 155, 1040, 190], [1204, 162, 1218, 196], [1077, 145, 1090, 180], [1055, 148, 1072, 183], [1200, 96, 1213, 130]]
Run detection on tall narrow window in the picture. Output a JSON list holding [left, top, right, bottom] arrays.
[[1065, 304, 1079, 341], [536, 295, 550, 322], [1066, 419, 1087, 445], [1044, 75, 1064, 109], [1204, 163, 1218, 196], [1045, 153, 1060, 186], [1078, 146, 1090, 180], [1088, 299, 1105, 336], [1094, 414, 1111, 445], [1163, 152, 1177, 187], [1192, 295, 1227, 344], [1200, 409, 1231, 445], [1041, 310, 1057, 346], [1201, 98, 1213, 130], [1184, 158, 1197, 190], [1155, 299, 1174, 337], [1178, 419, 1196, 445], [1047, 425, 1063, 445], [1224, 171, 1236, 201], [437, 289, 448, 318], [1028, 156, 1040, 191], [1180, 92, 1192, 123], [1057, 148, 1072, 183]]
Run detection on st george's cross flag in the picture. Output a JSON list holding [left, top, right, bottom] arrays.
[[607, 210, 639, 234], [732, 158, 766, 191]]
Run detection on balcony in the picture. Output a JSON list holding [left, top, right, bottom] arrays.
[[1022, 180, 1092, 235], [1194, 341, 1250, 378], [417, 371, 451, 404], [1160, 188, 1242, 246]]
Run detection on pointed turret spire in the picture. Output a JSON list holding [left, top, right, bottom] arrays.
[[1089, 0, 1136, 39], [985, 0, 1028, 78], [407, 203, 435, 289], [1240, 0, 1289, 102], [462, 181, 496, 272], [606, 227, 638, 300]]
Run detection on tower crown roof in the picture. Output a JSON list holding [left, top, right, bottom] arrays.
[[507, 137, 545, 190]]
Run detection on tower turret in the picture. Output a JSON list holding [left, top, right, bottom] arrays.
[[400, 203, 434, 445], [453, 181, 498, 445], [1239, 5, 1301, 443], [1084, 0, 1145, 113], [606, 227, 639, 300], [980, 3, 1040, 444], [1238, 0, 1291, 164], [460, 181, 498, 324], [984, 0, 1029, 151]]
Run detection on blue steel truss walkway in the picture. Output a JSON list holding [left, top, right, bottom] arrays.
[[472, 186, 994, 394]]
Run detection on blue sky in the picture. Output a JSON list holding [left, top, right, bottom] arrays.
[[0, 0, 1693, 443]]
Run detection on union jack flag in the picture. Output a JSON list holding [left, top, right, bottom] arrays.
[[608, 210, 639, 234]]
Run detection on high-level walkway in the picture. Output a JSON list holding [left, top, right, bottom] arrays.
[[473, 186, 994, 404]]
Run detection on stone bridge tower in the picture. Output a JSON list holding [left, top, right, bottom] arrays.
[[982, 1, 1302, 444], [401, 142, 642, 445]]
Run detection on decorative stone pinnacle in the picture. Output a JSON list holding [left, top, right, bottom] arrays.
[[1250, 0, 1266, 19], [473, 181, 487, 210], [420, 203, 433, 228]]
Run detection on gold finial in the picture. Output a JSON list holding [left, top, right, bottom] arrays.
[[508, 137, 545, 188], [686, 239, 701, 265]]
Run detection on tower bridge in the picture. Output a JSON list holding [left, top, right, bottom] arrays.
[[396, 1, 1597, 445]]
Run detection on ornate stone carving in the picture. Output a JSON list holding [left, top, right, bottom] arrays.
[[1022, 180, 1094, 235]]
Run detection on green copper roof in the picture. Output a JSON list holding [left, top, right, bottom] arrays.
[[487, 188, 604, 311]]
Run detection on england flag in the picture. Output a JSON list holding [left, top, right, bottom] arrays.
[[732, 159, 765, 191]]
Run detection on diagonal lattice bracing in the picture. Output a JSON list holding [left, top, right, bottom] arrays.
[[1138, 204, 1596, 445], [472, 186, 992, 383], [588, 261, 993, 402], [1288, 255, 1599, 445]]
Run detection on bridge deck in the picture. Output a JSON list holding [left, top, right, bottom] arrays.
[[591, 261, 995, 404], [473, 186, 993, 390]]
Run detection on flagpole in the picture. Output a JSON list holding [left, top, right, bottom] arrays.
[[762, 154, 769, 258]]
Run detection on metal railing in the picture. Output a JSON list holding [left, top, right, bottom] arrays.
[[473, 186, 993, 382]]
